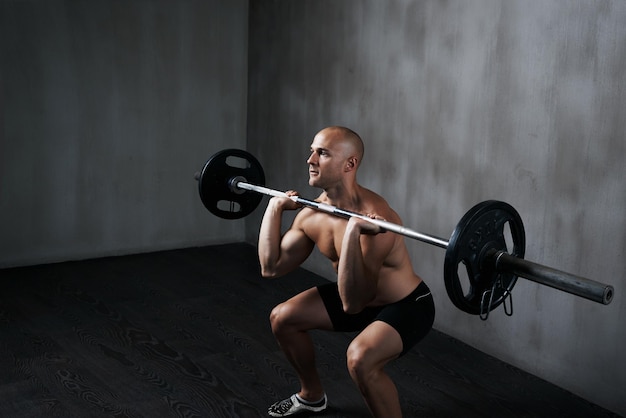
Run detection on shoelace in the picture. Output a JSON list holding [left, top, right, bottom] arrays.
[[272, 398, 293, 413]]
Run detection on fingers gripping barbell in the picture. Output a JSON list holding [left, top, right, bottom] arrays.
[[194, 149, 614, 319]]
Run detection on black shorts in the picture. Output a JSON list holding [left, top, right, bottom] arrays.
[[317, 281, 435, 356]]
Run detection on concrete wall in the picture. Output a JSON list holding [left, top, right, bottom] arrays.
[[2, 0, 624, 414], [247, 1, 625, 415], [0, 0, 249, 267]]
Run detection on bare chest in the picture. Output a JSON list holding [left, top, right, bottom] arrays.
[[302, 213, 347, 267]]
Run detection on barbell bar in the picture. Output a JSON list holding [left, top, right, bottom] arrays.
[[195, 149, 614, 317], [234, 178, 450, 249], [234, 177, 612, 306]]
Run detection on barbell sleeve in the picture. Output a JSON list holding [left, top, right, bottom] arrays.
[[492, 251, 614, 305]]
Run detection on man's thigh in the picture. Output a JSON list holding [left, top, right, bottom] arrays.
[[275, 287, 335, 331], [349, 321, 403, 366]]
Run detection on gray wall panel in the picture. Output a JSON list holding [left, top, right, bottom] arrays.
[[1, 0, 249, 266]]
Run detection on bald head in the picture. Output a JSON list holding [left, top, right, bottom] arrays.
[[318, 126, 364, 167]]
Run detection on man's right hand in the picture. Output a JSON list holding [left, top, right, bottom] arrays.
[[271, 190, 302, 211]]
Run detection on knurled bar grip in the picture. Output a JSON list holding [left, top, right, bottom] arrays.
[[233, 179, 614, 306]]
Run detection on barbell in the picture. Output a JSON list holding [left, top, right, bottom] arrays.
[[194, 149, 614, 319]]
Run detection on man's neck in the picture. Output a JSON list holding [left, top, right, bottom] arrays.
[[322, 182, 362, 212]]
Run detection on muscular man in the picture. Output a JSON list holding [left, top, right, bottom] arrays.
[[258, 126, 435, 417]]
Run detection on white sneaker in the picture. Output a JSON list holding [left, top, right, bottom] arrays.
[[267, 393, 327, 417]]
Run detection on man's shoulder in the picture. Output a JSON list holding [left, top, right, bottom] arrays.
[[361, 186, 393, 208], [358, 186, 403, 224]]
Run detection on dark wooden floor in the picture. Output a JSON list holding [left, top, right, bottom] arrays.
[[0, 243, 620, 418]]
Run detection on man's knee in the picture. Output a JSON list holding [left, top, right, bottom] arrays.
[[269, 303, 285, 332], [347, 333, 400, 383], [346, 340, 374, 381], [269, 301, 299, 335]]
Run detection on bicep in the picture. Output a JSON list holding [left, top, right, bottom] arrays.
[[273, 228, 315, 276]]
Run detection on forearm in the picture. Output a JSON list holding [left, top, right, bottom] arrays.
[[338, 224, 377, 313], [258, 199, 285, 277]]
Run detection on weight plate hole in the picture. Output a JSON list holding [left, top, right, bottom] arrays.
[[504, 220, 514, 254], [217, 200, 242, 213], [458, 260, 472, 296], [226, 155, 252, 169]]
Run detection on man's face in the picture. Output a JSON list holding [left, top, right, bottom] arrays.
[[306, 130, 348, 189]]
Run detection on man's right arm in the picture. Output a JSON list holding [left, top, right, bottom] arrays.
[[258, 197, 314, 278]]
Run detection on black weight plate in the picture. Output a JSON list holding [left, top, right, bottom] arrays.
[[197, 149, 265, 219], [444, 200, 525, 315]]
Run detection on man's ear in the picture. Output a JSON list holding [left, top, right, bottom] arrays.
[[346, 157, 358, 171]]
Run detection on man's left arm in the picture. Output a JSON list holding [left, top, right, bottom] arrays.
[[337, 216, 394, 313]]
